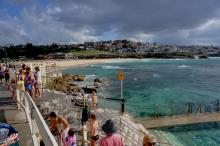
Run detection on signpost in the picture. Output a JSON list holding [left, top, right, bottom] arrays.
[[105, 70, 126, 114], [119, 70, 125, 99], [119, 70, 125, 114]]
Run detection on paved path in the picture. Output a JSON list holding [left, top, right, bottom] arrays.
[[138, 112, 220, 129], [0, 84, 33, 146]]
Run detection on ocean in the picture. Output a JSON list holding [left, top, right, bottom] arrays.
[[62, 58, 220, 146]]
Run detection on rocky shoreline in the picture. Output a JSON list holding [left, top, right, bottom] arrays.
[[46, 73, 106, 94]]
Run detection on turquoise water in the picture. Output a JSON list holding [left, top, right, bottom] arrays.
[[62, 58, 220, 146]]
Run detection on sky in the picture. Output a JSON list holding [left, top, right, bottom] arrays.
[[1, 0, 220, 45]]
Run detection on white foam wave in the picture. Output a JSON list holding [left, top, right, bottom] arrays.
[[102, 65, 123, 70], [86, 75, 96, 78], [178, 65, 191, 68], [153, 73, 160, 78]]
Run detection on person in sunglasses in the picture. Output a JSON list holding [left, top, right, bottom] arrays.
[[143, 134, 157, 146]]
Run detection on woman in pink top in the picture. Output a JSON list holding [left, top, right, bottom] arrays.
[[99, 119, 124, 146]]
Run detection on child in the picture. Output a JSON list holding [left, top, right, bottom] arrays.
[[64, 128, 77, 146], [8, 79, 16, 100]]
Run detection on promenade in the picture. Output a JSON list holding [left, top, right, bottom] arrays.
[[0, 85, 33, 146], [138, 113, 220, 129]]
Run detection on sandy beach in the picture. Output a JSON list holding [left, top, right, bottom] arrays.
[[55, 58, 140, 68], [15, 58, 139, 69]]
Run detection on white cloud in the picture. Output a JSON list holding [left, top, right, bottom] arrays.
[[1, 0, 220, 45], [46, 6, 62, 14]]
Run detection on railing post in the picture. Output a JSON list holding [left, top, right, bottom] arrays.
[[82, 124, 88, 146], [121, 99, 125, 114], [16, 89, 21, 110], [187, 102, 192, 114]]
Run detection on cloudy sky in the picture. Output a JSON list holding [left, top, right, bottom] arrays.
[[1, 0, 220, 45]]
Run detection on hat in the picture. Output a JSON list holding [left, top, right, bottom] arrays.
[[102, 119, 117, 134]]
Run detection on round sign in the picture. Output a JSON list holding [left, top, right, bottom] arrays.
[[119, 70, 125, 80]]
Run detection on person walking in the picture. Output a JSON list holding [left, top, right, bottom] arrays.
[[17, 69, 25, 91], [92, 91, 98, 110], [81, 105, 90, 125], [8, 79, 16, 100], [90, 113, 99, 146], [34, 66, 41, 97], [99, 119, 124, 146], [4, 68, 10, 85], [24, 67, 35, 98], [0, 67, 5, 84]]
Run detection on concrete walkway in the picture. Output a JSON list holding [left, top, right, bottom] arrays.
[[138, 112, 220, 129], [0, 84, 33, 146]]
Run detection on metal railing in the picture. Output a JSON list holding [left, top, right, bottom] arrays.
[[127, 99, 220, 118], [97, 97, 175, 146], [41, 89, 89, 145], [17, 89, 58, 146], [44, 85, 175, 146]]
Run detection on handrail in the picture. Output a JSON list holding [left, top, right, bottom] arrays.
[[16, 97, 38, 145], [46, 87, 175, 146], [44, 76, 175, 145], [18, 89, 58, 146]]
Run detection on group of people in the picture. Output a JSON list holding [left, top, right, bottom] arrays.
[[48, 108, 158, 146], [0, 63, 42, 100], [16, 64, 41, 99], [48, 110, 127, 146]]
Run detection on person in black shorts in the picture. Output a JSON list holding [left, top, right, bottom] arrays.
[[4, 68, 10, 84]]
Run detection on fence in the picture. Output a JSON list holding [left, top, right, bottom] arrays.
[[16, 89, 58, 146], [43, 85, 175, 146], [126, 99, 220, 118]]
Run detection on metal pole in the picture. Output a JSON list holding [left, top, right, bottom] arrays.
[[120, 80, 125, 114], [121, 80, 123, 99]]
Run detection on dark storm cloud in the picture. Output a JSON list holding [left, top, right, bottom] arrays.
[[48, 0, 220, 33], [1, 0, 220, 45]]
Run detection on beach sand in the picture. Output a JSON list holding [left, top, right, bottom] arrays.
[[12, 58, 139, 69], [55, 58, 139, 68]]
